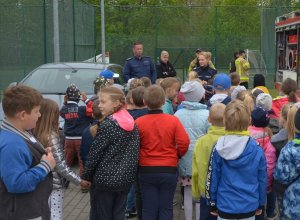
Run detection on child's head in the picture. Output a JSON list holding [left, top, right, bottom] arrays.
[[224, 100, 250, 131], [126, 90, 135, 110], [140, 77, 152, 88], [253, 74, 266, 88], [132, 86, 146, 107], [156, 78, 164, 85], [213, 73, 231, 94], [188, 71, 199, 81], [286, 103, 300, 140], [98, 87, 125, 116], [280, 103, 291, 128], [93, 76, 111, 94], [251, 107, 270, 128], [2, 85, 42, 130], [66, 84, 81, 102], [180, 81, 205, 102], [128, 78, 144, 91], [230, 72, 240, 86], [231, 85, 246, 100], [33, 98, 59, 147], [281, 78, 297, 103], [209, 103, 226, 126], [92, 99, 103, 120], [236, 90, 255, 113], [256, 93, 272, 111], [160, 77, 180, 100], [143, 85, 165, 110]]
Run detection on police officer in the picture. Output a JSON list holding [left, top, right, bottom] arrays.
[[123, 42, 157, 84]]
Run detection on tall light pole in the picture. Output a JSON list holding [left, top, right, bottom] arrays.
[[100, 0, 106, 63], [53, 0, 60, 62]]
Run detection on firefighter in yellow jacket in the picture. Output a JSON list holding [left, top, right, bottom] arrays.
[[235, 50, 250, 89]]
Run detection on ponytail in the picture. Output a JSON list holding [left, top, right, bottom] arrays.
[[281, 78, 297, 103]]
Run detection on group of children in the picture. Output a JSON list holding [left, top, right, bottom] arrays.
[[1, 67, 300, 220]]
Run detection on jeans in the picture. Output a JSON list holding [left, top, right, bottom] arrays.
[[200, 197, 217, 220], [266, 191, 276, 217], [89, 186, 128, 220], [139, 172, 177, 220], [126, 185, 136, 212]]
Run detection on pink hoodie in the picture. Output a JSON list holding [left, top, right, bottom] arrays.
[[249, 126, 277, 192], [112, 109, 135, 131]]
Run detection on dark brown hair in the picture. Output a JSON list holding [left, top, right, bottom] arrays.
[[144, 85, 165, 110], [3, 85, 42, 118], [140, 77, 152, 88], [132, 86, 146, 107], [281, 78, 297, 103], [230, 72, 240, 86]]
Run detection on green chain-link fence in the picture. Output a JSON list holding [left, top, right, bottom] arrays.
[[0, 1, 298, 98]]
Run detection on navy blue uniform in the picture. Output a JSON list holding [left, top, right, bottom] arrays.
[[193, 66, 217, 84], [123, 56, 157, 84]]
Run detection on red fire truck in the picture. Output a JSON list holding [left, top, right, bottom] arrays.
[[275, 10, 300, 89]]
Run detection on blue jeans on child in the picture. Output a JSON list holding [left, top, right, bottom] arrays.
[[126, 185, 136, 212], [89, 185, 128, 220], [218, 217, 255, 220], [139, 172, 177, 220]]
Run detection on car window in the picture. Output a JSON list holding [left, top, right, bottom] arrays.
[[21, 68, 102, 94]]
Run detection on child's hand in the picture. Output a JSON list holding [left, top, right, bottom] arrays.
[[255, 209, 262, 215], [210, 210, 218, 216], [80, 180, 91, 188], [81, 92, 87, 102], [41, 152, 56, 170]]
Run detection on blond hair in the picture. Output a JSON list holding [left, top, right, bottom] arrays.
[[99, 87, 125, 114], [286, 103, 300, 140], [224, 100, 250, 131], [236, 90, 255, 113], [140, 77, 151, 88], [209, 103, 226, 127], [33, 98, 59, 148], [160, 77, 179, 92], [144, 85, 165, 109], [188, 71, 198, 81], [198, 51, 212, 61], [161, 50, 169, 57], [129, 78, 144, 91]]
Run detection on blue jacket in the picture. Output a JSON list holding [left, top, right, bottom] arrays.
[[60, 101, 91, 137], [174, 101, 209, 177], [207, 135, 267, 219], [123, 56, 157, 84], [274, 137, 300, 219], [80, 125, 95, 166]]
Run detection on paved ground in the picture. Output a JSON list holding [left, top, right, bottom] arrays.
[[62, 182, 187, 220]]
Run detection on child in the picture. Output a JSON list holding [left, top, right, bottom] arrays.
[[248, 106, 277, 220], [82, 87, 140, 220], [160, 77, 181, 114], [192, 103, 226, 220], [140, 76, 152, 87], [252, 74, 270, 94], [33, 98, 90, 219], [230, 85, 246, 100], [136, 85, 189, 220], [0, 85, 56, 219], [236, 90, 255, 113], [175, 81, 209, 220], [188, 71, 199, 81], [207, 100, 267, 220], [128, 86, 149, 119], [207, 73, 232, 108], [274, 107, 300, 220], [60, 84, 91, 177]]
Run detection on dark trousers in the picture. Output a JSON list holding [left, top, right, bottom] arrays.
[[266, 191, 276, 217], [200, 197, 217, 220], [89, 186, 128, 220], [139, 172, 177, 220], [64, 139, 84, 176]]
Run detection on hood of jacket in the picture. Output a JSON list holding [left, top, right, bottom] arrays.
[[112, 109, 135, 131], [271, 128, 288, 143], [209, 94, 229, 105], [181, 101, 207, 110], [216, 135, 256, 167]]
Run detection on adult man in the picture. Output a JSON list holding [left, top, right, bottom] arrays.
[[123, 42, 157, 84], [235, 50, 250, 89]]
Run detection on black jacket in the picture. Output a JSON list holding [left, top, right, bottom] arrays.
[[156, 60, 176, 79]]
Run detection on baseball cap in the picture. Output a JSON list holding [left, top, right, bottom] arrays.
[[213, 73, 231, 91]]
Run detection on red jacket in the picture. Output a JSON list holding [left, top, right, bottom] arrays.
[[136, 110, 189, 168], [270, 97, 289, 118]]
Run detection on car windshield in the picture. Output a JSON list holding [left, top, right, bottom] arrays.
[[21, 68, 102, 94]]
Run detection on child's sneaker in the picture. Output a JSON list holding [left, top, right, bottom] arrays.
[[125, 210, 137, 219]]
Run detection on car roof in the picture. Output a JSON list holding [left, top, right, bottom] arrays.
[[38, 62, 120, 70]]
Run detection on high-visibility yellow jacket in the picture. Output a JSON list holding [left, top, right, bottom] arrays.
[[235, 57, 250, 83]]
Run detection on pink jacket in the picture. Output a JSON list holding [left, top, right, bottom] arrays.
[[249, 126, 277, 192]]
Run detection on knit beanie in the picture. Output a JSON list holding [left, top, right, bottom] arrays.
[[231, 85, 246, 100], [180, 81, 205, 102], [256, 93, 272, 111], [251, 107, 270, 127], [66, 84, 80, 102]]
